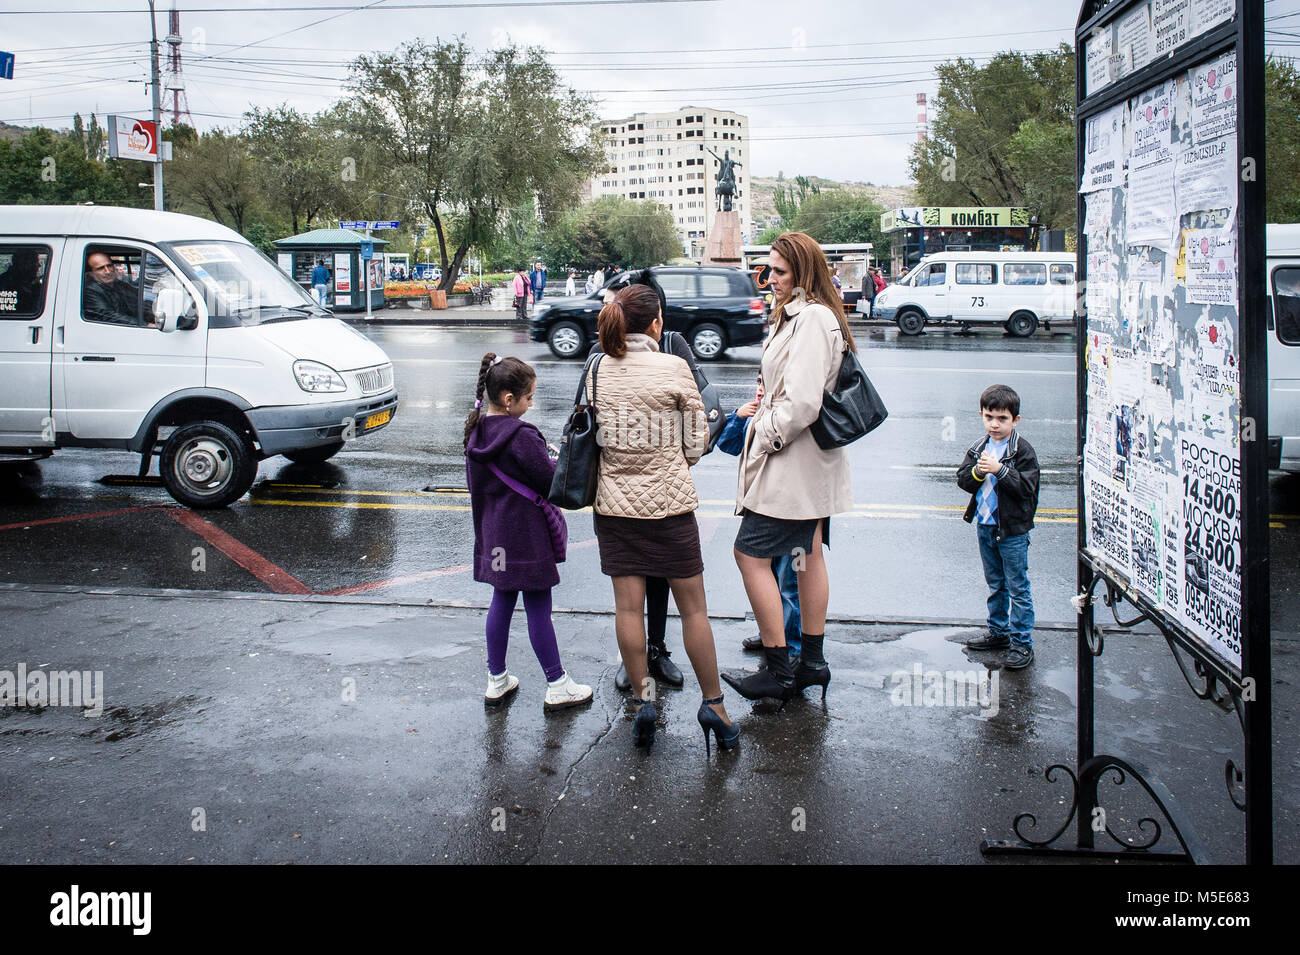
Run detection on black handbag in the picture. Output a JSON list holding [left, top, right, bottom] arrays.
[[810, 341, 888, 449], [548, 354, 603, 509], [663, 330, 726, 451]]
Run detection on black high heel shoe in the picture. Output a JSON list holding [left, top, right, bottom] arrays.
[[792, 662, 831, 699], [721, 644, 795, 707], [793, 632, 830, 700], [697, 695, 740, 756], [632, 697, 657, 749]]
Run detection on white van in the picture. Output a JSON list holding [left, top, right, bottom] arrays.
[[1267, 224, 1300, 472], [0, 205, 398, 507], [864, 250, 1076, 336]]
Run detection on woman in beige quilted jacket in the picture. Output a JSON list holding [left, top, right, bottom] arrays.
[[723, 232, 855, 707], [590, 283, 738, 755]]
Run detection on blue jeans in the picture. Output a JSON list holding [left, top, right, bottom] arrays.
[[976, 525, 1033, 648], [772, 555, 802, 655]]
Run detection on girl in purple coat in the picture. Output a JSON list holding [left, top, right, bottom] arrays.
[[464, 353, 593, 711]]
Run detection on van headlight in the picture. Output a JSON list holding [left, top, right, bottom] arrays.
[[294, 360, 347, 393]]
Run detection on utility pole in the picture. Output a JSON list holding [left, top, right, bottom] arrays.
[[148, 0, 164, 211]]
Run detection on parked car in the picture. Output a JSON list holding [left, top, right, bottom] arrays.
[[865, 251, 1076, 336], [529, 266, 768, 360], [0, 205, 398, 508]]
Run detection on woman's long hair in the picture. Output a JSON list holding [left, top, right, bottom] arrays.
[[463, 352, 537, 448], [769, 231, 857, 353], [597, 283, 660, 358]]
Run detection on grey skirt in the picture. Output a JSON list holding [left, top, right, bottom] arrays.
[[734, 509, 831, 559]]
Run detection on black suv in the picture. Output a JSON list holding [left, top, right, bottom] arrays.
[[529, 266, 768, 360]]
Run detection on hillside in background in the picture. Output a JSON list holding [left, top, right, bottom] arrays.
[[748, 176, 914, 230]]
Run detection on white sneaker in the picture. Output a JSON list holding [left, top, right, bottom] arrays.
[[544, 672, 594, 711], [485, 670, 520, 706]]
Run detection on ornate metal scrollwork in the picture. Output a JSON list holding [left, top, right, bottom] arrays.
[[1093, 764, 1163, 850], [1224, 760, 1247, 812], [1011, 764, 1078, 847], [1078, 755, 1211, 862], [1160, 633, 1235, 712]]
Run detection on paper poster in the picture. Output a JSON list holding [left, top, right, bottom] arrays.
[[333, 252, 352, 294], [1111, 346, 1146, 405], [1085, 190, 1115, 239], [1185, 226, 1236, 305], [1081, 104, 1126, 194], [1087, 251, 1119, 321], [1175, 133, 1236, 217], [1128, 460, 1168, 602], [1087, 474, 1133, 577], [1086, 27, 1115, 96], [1177, 432, 1242, 668], [1118, 3, 1155, 77], [1086, 331, 1113, 402], [1126, 161, 1177, 251], [276, 252, 293, 275], [1131, 80, 1176, 170], [1191, 0, 1234, 36], [1153, 0, 1193, 58], [1190, 51, 1237, 145]]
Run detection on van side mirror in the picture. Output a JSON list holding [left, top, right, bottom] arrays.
[[155, 288, 192, 333]]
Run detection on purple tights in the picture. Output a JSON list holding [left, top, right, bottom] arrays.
[[486, 588, 564, 682]]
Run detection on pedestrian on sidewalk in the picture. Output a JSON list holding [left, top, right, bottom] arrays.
[[465, 353, 594, 710], [512, 266, 530, 321], [956, 384, 1041, 669], [724, 232, 853, 706], [715, 380, 803, 658], [861, 268, 877, 318], [565, 270, 576, 296], [530, 261, 547, 303], [588, 270, 690, 696], [311, 259, 330, 307], [589, 282, 738, 754]]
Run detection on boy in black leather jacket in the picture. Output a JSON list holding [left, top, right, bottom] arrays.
[[956, 384, 1041, 669]]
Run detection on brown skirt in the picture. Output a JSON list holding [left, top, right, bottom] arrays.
[[593, 511, 704, 579]]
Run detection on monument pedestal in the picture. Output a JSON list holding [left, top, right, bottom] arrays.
[[702, 209, 743, 269]]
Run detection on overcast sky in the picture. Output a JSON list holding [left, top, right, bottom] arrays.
[[2, 0, 1298, 187]]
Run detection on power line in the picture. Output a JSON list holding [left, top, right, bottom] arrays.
[[0, 0, 722, 13]]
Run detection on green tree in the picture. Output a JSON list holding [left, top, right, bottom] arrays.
[[241, 105, 340, 234], [1266, 56, 1300, 224], [793, 191, 885, 247], [539, 196, 679, 269], [0, 126, 140, 206], [344, 39, 602, 291], [168, 129, 261, 233], [910, 45, 1076, 232], [773, 175, 820, 224]]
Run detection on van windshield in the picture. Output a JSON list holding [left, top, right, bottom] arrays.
[[162, 241, 325, 327]]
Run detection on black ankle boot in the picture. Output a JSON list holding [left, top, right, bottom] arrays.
[[647, 641, 684, 687], [793, 632, 830, 699], [722, 644, 794, 704]]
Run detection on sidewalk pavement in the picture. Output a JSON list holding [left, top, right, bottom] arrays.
[[0, 585, 1291, 864]]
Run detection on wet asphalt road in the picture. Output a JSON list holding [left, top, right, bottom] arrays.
[[1, 320, 1296, 867], [0, 321, 1295, 631]]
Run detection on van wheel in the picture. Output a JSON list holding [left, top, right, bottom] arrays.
[[547, 321, 585, 359], [690, 322, 727, 361], [896, 310, 925, 335], [284, 442, 345, 465], [161, 421, 258, 509], [1008, 311, 1039, 337]]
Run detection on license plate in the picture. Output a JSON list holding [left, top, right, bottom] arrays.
[[364, 409, 392, 430]]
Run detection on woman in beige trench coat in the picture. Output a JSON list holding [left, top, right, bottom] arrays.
[[723, 232, 856, 705]]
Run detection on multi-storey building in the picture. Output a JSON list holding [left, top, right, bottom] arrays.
[[587, 106, 752, 258]]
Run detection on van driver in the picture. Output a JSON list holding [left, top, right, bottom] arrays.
[[84, 251, 148, 326]]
